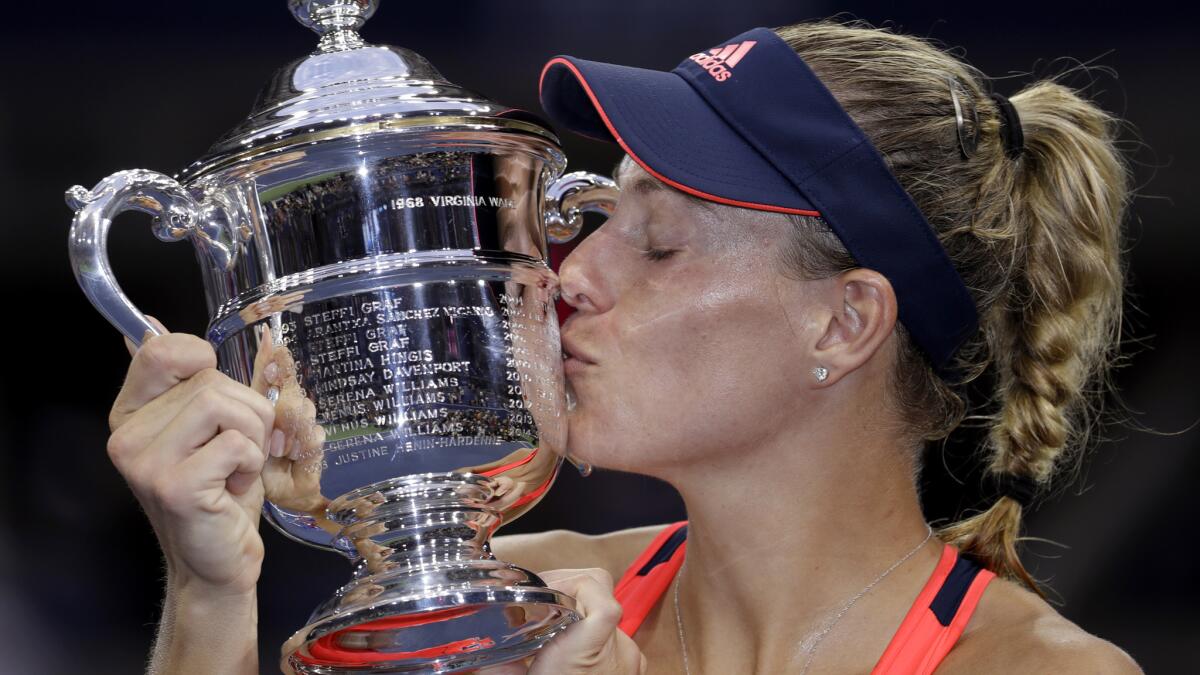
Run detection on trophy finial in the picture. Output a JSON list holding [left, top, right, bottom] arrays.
[[288, 0, 378, 52]]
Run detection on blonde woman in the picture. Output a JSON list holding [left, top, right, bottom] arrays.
[[106, 20, 1141, 675]]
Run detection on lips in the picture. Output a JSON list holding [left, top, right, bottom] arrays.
[[560, 331, 597, 366]]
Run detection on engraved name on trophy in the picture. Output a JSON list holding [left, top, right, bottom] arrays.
[[65, 1, 618, 671]]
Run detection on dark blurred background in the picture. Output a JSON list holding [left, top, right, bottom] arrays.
[[1, 1, 1196, 672]]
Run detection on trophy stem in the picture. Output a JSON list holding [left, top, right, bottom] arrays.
[[329, 473, 501, 577], [282, 472, 577, 674]]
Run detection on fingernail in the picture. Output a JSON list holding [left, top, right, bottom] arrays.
[[264, 361, 279, 384], [270, 429, 286, 457], [285, 436, 301, 461], [141, 329, 154, 344]]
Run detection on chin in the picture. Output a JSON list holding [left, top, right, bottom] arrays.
[[563, 406, 673, 476], [563, 406, 603, 463], [563, 406, 630, 473]]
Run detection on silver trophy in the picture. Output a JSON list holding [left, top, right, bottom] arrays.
[[66, 1, 617, 671]]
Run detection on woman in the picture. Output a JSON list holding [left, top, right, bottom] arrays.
[[104, 20, 1141, 674]]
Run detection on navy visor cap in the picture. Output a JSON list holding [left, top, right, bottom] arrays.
[[539, 27, 979, 379]]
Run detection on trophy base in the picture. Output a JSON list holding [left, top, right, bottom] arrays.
[[280, 474, 578, 673], [282, 568, 575, 673]]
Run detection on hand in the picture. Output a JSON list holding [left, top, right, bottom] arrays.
[[258, 330, 329, 515], [107, 318, 276, 595], [480, 568, 647, 675]]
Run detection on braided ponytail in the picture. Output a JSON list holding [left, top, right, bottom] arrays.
[[937, 81, 1128, 596], [773, 22, 1131, 598]]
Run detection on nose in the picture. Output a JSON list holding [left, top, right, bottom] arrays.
[[558, 229, 612, 315]]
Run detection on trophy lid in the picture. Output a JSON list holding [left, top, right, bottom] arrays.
[[179, 0, 558, 179]]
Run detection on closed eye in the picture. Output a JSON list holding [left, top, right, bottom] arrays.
[[641, 248, 677, 262]]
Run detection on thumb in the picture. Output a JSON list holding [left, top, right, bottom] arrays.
[[529, 569, 639, 675], [145, 314, 170, 335], [124, 315, 171, 357]]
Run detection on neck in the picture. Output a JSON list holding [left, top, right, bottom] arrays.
[[668, 419, 942, 672]]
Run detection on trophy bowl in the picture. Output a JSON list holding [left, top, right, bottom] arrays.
[[65, 1, 617, 671]]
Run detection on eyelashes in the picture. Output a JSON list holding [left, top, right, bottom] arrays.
[[641, 247, 677, 262]]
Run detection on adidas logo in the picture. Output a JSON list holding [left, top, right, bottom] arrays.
[[687, 40, 757, 81]]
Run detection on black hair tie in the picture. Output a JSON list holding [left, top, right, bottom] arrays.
[[990, 92, 1025, 159], [985, 470, 1040, 509]]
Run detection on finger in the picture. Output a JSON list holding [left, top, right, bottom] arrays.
[[144, 385, 272, 467], [287, 399, 320, 461], [115, 371, 276, 458], [145, 314, 169, 335], [282, 431, 299, 462], [527, 569, 627, 674], [304, 424, 327, 460], [287, 421, 325, 463], [539, 568, 615, 592], [122, 316, 168, 358], [545, 570, 619, 627], [274, 394, 304, 434], [167, 429, 267, 504], [190, 376, 276, 456], [269, 428, 286, 458], [227, 459, 265, 496], [124, 334, 142, 358], [115, 333, 218, 415], [250, 326, 279, 397]]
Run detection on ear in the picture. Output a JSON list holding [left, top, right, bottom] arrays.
[[811, 269, 898, 386]]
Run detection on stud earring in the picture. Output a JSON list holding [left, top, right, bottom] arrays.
[[813, 366, 829, 382]]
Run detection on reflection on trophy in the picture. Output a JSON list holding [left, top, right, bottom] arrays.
[[65, 1, 618, 671]]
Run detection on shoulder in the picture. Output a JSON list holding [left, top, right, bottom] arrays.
[[939, 575, 1143, 674], [490, 523, 674, 582]]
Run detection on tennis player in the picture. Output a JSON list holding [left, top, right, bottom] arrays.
[[105, 19, 1141, 675]]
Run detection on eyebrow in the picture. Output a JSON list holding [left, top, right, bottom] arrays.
[[626, 175, 666, 197], [613, 158, 660, 195]]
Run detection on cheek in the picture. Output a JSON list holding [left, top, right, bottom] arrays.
[[566, 272, 805, 471], [658, 291, 802, 450]]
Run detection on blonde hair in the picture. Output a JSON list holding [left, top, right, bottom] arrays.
[[773, 21, 1130, 598]]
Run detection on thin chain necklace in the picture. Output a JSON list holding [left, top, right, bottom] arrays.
[[673, 524, 934, 675]]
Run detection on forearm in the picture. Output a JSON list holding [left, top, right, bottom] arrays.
[[149, 575, 259, 675]]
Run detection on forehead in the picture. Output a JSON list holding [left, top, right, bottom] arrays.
[[613, 156, 713, 211], [612, 156, 790, 233], [614, 157, 664, 196]]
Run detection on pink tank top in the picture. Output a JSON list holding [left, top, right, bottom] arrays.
[[613, 522, 996, 674]]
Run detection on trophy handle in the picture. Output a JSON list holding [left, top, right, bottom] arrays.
[[544, 171, 619, 244], [66, 169, 204, 347]]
